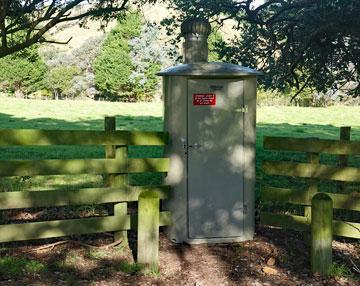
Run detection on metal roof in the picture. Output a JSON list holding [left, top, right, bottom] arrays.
[[157, 62, 263, 76]]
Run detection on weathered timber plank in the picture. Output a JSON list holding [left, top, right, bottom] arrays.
[[260, 212, 310, 231], [0, 158, 169, 177], [260, 212, 360, 239], [105, 117, 116, 159], [305, 152, 319, 221], [0, 157, 126, 176], [0, 215, 130, 243], [263, 161, 360, 182], [338, 127, 351, 192], [128, 131, 169, 146], [0, 186, 171, 210], [137, 191, 160, 272], [261, 186, 360, 211], [264, 136, 360, 155], [128, 158, 169, 173], [0, 211, 171, 243], [311, 193, 333, 276], [0, 129, 168, 146], [130, 211, 171, 229], [333, 220, 360, 239]]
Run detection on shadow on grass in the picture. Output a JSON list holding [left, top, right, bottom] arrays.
[[0, 112, 359, 284]]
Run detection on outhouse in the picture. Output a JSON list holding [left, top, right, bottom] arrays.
[[158, 18, 262, 244]]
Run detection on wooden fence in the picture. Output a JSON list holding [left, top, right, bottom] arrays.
[[261, 127, 360, 240], [0, 117, 170, 272]]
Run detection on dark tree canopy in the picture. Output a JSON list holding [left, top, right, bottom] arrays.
[[0, 0, 155, 57], [164, 0, 360, 98]]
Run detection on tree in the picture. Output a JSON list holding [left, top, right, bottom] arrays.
[[163, 0, 360, 99], [128, 23, 174, 100], [41, 35, 104, 99], [0, 0, 150, 57], [94, 12, 142, 101], [0, 44, 46, 97], [46, 65, 80, 99]]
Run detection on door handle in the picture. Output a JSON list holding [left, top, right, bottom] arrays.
[[189, 143, 201, 149]]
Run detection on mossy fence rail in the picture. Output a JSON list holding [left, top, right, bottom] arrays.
[[261, 127, 360, 275], [0, 117, 170, 271], [261, 126, 360, 239]]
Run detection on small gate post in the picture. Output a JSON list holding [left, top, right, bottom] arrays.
[[311, 193, 333, 276], [137, 191, 160, 273], [104, 116, 128, 245]]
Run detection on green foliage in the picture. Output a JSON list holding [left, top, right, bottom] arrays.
[[94, 13, 142, 101], [0, 45, 46, 97], [0, 177, 29, 192], [1, 1, 140, 57], [329, 262, 353, 278], [41, 36, 105, 99], [0, 256, 46, 278], [208, 28, 223, 62], [46, 66, 80, 99], [87, 249, 108, 260], [163, 0, 360, 99], [116, 261, 143, 274]]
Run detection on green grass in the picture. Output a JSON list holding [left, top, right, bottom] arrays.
[[115, 261, 143, 274], [1, 98, 360, 208], [0, 256, 46, 278], [329, 262, 353, 278], [87, 249, 109, 260]]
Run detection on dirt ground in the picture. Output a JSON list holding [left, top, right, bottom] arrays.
[[0, 227, 359, 286]]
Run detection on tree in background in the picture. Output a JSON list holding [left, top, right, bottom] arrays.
[[41, 35, 104, 99], [94, 12, 141, 101], [46, 65, 80, 99], [207, 28, 223, 62], [0, 0, 144, 57], [128, 23, 174, 101], [163, 0, 360, 99], [0, 45, 46, 97]]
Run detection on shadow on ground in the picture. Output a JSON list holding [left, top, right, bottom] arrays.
[[0, 112, 359, 285]]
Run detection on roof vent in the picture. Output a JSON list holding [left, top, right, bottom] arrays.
[[180, 18, 211, 64]]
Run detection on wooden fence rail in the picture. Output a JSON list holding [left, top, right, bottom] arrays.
[[0, 117, 170, 272], [261, 126, 360, 241]]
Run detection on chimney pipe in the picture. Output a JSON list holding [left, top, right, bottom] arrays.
[[181, 18, 211, 64]]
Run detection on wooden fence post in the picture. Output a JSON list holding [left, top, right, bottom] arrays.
[[137, 191, 160, 273], [305, 151, 319, 222], [105, 116, 116, 159], [104, 116, 128, 245], [338, 126, 351, 192], [311, 193, 333, 276]]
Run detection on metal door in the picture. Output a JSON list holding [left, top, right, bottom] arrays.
[[187, 79, 245, 239]]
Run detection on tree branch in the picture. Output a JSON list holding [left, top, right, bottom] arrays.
[[290, 76, 313, 102], [39, 36, 73, 45], [0, 0, 132, 57]]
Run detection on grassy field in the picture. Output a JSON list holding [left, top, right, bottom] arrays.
[[1, 97, 360, 196], [0, 98, 358, 286]]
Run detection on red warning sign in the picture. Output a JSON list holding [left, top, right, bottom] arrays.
[[193, 93, 216, 106]]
